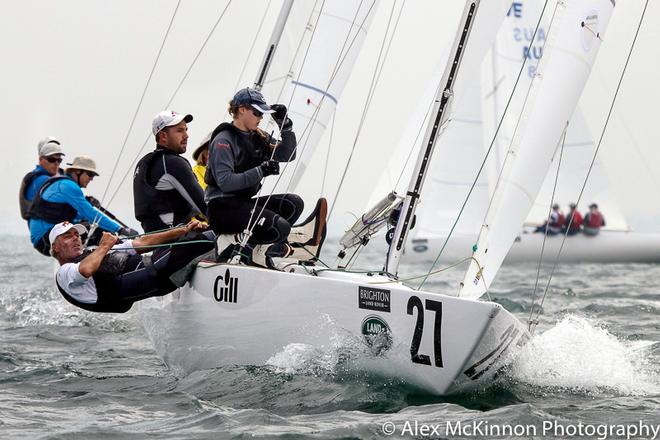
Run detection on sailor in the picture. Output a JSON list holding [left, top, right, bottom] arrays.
[[50, 219, 215, 313], [583, 203, 605, 236], [205, 87, 326, 268], [29, 156, 137, 256], [192, 133, 211, 190], [19, 136, 65, 226], [534, 203, 565, 236], [564, 202, 583, 236], [133, 110, 207, 233]]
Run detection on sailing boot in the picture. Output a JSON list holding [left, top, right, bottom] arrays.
[[250, 242, 294, 269], [214, 233, 251, 262], [286, 197, 328, 263]]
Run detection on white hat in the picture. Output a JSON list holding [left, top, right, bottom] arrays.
[[38, 136, 64, 157], [66, 155, 99, 176], [37, 136, 60, 153], [49, 222, 88, 246], [152, 110, 193, 136]]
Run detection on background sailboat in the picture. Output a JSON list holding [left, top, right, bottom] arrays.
[[369, 0, 660, 265]]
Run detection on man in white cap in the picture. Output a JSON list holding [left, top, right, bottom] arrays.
[[50, 219, 214, 313], [29, 155, 137, 256], [19, 136, 65, 226], [133, 110, 207, 232]]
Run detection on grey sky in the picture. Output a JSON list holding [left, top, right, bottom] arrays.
[[2, 0, 658, 237]]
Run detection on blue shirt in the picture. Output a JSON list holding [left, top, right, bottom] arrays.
[[29, 175, 121, 245], [25, 165, 52, 202]]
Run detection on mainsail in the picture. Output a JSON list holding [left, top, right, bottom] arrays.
[[460, 0, 615, 299]]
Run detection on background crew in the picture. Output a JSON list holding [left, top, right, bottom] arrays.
[[19, 136, 65, 226], [584, 203, 605, 236], [29, 156, 133, 256]]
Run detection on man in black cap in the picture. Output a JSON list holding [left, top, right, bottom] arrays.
[[133, 110, 208, 232], [205, 87, 326, 268]]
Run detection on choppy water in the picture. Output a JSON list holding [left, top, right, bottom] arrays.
[[2, 235, 660, 439]]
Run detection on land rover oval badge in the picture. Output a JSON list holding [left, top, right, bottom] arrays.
[[361, 315, 392, 355]]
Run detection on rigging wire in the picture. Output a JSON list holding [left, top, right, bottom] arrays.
[[528, 123, 567, 331], [327, 0, 407, 221], [237, 0, 381, 253], [417, 0, 552, 291], [278, 0, 378, 194], [103, 0, 234, 210], [85, 1, 182, 243], [529, 0, 650, 330], [231, 0, 275, 107], [99, 0, 181, 208], [320, 110, 336, 197]]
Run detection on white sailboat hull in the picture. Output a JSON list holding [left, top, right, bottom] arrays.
[[407, 230, 660, 264], [139, 263, 528, 395]]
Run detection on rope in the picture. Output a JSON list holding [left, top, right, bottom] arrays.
[[529, 0, 650, 331], [103, 0, 234, 210], [328, 0, 406, 220], [417, 0, 552, 291], [528, 123, 567, 330]]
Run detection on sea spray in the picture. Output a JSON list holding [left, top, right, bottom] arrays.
[[512, 314, 659, 395]]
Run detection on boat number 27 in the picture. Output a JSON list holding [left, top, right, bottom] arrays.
[[407, 296, 443, 368]]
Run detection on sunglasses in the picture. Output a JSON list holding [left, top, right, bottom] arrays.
[[82, 171, 96, 179], [45, 157, 63, 164], [249, 107, 263, 118]]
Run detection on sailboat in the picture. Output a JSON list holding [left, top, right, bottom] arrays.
[[399, 0, 660, 265], [139, 0, 614, 395]]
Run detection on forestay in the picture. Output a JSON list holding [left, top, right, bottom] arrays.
[[460, 0, 615, 299]]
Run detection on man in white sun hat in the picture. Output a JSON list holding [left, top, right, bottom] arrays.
[[19, 136, 65, 226], [50, 219, 214, 313], [29, 155, 138, 256], [133, 110, 207, 233]]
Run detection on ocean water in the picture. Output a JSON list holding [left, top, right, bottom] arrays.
[[2, 234, 660, 439]]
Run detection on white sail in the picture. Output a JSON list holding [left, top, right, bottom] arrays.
[[259, 1, 378, 193], [481, 0, 628, 230], [460, 0, 615, 299]]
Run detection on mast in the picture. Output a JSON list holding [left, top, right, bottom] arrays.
[[385, 1, 481, 276], [253, 0, 294, 91]]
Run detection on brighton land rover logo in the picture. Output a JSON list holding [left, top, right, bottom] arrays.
[[361, 315, 392, 355], [213, 269, 238, 303]]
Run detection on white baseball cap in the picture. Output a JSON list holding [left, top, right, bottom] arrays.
[[49, 222, 88, 246], [152, 110, 193, 136], [37, 136, 60, 153]]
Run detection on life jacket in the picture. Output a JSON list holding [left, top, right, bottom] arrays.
[[549, 211, 565, 229], [29, 176, 79, 224], [205, 122, 270, 198], [586, 211, 603, 228], [19, 169, 49, 220], [133, 149, 176, 223], [567, 210, 583, 230], [54, 248, 143, 313]]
